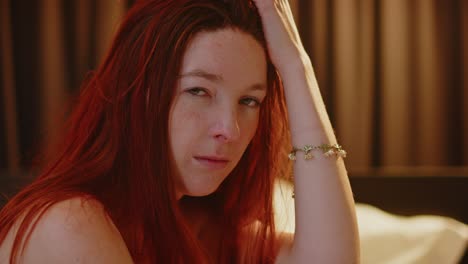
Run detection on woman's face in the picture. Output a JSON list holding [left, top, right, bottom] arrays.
[[169, 28, 267, 199]]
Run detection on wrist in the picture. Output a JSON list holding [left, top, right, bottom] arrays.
[[277, 52, 313, 77]]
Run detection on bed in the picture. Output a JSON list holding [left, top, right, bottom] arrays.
[[272, 174, 468, 264], [349, 174, 467, 264]]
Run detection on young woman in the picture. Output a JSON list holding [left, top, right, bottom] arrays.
[[0, 0, 359, 263]]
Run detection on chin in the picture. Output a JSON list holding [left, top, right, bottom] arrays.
[[185, 187, 218, 197], [182, 182, 222, 197]]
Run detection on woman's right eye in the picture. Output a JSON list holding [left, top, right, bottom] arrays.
[[187, 87, 208, 96]]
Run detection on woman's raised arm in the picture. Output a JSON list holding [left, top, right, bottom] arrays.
[[252, 1, 360, 263]]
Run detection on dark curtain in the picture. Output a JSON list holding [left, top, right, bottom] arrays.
[[0, 0, 132, 174]]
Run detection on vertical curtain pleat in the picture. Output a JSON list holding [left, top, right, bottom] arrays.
[[357, 0, 376, 169], [309, 0, 331, 104], [75, 0, 93, 87], [0, 0, 20, 173], [380, 0, 412, 166], [39, 0, 67, 154], [435, 0, 463, 166], [37, 0, 126, 157], [463, 0, 468, 165], [298, 0, 466, 170], [1, 0, 466, 173], [333, 0, 374, 168], [96, 0, 126, 64], [414, 0, 446, 165], [333, 0, 358, 166]]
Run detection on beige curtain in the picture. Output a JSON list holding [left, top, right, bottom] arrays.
[[293, 0, 468, 172], [1, 0, 467, 175]]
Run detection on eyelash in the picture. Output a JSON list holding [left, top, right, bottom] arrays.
[[240, 97, 261, 107], [186, 88, 262, 108], [187, 87, 207, 96]]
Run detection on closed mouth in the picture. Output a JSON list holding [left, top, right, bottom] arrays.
[[194, 156, 229, 162], [193, 156, 230, 169]]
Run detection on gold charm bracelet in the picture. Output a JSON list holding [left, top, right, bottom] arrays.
[[288, 143, 347, 161], [288, 143, 347, 199]]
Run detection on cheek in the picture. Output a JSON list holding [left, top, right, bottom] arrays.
[[169, 100, 205, 152], [172, 107, 201, 131], [171, 94, 209, 128]]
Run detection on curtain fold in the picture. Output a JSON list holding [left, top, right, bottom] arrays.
[[38, 0, 125, 156], [333, 0, 374, 168], [380, 0, 409, 166], [463, 0, 468, 165], [39, 0, 68, 155], [414, 0, 442, 165], [297, 0, 467, 171], [0, 0, 20, 173], [0, 0, 467, 174], [0, 0, 127, 173], [96, 0, 126, 64]]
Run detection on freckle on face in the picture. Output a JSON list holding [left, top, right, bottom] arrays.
[[168, 28, 267, 198], [172, 100, 203, 128]]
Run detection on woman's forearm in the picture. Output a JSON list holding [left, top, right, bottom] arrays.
[[281, 57, 360, 263]]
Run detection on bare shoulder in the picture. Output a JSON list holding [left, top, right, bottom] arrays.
[[2, 197, 133, 263]]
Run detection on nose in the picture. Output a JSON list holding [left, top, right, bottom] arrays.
[[210, 107, 241, 143]]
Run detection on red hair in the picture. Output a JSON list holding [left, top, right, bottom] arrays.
[[0, 0, 291, 263]]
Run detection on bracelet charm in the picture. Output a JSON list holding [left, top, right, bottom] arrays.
[[288, 143, 347, 198], [288, 143, 347, 161]]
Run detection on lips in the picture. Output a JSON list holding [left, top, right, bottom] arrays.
[[195, 156, 229, 162], [194, 156, 229, 169]]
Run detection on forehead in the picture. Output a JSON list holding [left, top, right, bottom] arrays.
[[179, 28, 267, 85]]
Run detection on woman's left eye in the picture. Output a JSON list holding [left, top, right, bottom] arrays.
[[240, 97, 261, 107], [187, 87, 208, 96]]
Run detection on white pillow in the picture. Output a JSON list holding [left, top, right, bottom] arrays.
[[356, 203, 467, 264], [273, 180, 468, 264]]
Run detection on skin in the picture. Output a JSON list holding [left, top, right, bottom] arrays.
[[253, 0, 360, 263], [169, 28, 268, 200], [0, 198, 134, 263], [0, 29, 272, 263], [0, 1, 360, 263]]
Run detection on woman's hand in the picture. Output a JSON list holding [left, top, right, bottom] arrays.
[[252, 0, 308, 72]]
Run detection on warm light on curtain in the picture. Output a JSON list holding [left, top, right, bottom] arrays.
[[1, 0, 467, 175], [293, 0, 467, 172]]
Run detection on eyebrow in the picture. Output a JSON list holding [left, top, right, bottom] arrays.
[[178, 69, 266, 91]]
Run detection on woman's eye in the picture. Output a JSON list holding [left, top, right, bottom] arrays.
[[187, 87, 208, 96], [240, 97, 261, 108]]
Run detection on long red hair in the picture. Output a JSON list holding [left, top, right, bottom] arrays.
[[0, 0, 291, 263]]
